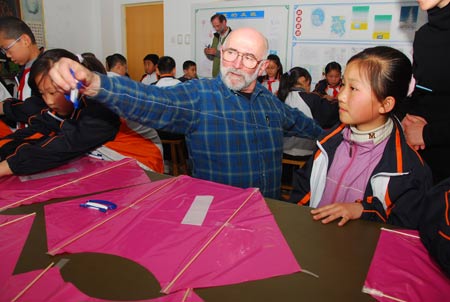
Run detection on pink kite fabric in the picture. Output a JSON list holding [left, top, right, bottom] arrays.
[[0, 156, 151, 212], [45, 176, 300, 294], [364, 228, 450, 302], [0, 267, 203, 302], [0, 213, 35, 294]]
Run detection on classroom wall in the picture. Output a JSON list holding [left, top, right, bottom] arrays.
[[42, 0, 214, 75], [42, 0, 423, 77]]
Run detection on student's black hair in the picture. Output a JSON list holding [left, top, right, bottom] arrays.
[[144, 53, 159, 65], [0, 16, 36, 44], [211, 13, 226, 23], [278, 67, 312, 102], [28, 48, 106, 93], [324, 61, 342, 75], [81, 53, 107, 75], [182, 60, 196, 70], [157, 56, 176, 74], [347, 46, 412, 104], [105, 53, 127, 71]]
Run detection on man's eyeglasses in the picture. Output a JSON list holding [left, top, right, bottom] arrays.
[[221, 48, 263, 69], [1, 36, 21, 55]]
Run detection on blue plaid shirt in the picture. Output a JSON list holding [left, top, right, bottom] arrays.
[[95, 75, 323, 198]]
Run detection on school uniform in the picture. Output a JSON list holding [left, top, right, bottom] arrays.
[[0, 97, 119, 175], [289, 118, 432, 229]]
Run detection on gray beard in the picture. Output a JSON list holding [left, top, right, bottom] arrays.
[[220, 64, 261, 91]]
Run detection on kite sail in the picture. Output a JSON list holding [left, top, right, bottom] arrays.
[[1, 266, 202, 302], [0, 214, 36, 296], [45, 176, 301, 297], [0, 157, 151, 212], [363, 228, 450, 302]]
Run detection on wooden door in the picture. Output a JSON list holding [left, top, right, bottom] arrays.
[[125, 3, 164, 81]]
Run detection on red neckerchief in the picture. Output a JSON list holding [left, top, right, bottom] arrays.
[[18, 67, 31, 100], [328, 85, 339, 98], [267, 79, 276, 92]]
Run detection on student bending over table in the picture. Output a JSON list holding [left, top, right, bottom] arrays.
[[289, 46, 432, 229], [0, 49, 120, 177]]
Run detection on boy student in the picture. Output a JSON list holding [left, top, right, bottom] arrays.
[[48, 28, 322, 199], [0, 16, 44, 135], [105, 53, 127, 77], [154, 56, 180, 87], [0, 49, 120, 177], [178, 60, 197, 82], [141, 53, 159, 85]]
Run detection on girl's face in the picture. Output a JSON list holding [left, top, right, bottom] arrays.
[[36, 73, 74, 116], [265, 60, 279, 78], [325, 69, 341, 87], [337, 62, 387, 131], [417, 0, 450, 10]]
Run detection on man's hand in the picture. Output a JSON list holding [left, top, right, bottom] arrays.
[[49, 58, 101, 97]]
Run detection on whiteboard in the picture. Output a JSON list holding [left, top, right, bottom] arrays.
[[193, 4, 290, 78]]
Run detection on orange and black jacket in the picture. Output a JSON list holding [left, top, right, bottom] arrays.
[[420, 177, 450, 277], [0, 97, 119, 175], [289, 118, 433, 229], [0, 96, 46, 135]]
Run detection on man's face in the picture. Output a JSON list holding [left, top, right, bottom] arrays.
[[219, 29, 268, 93], [211, 18, 226, 34]]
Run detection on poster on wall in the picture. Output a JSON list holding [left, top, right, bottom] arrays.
[[291, 1, 427, 85], [20, 0, 45, 48], [194, 5, 289, 78]]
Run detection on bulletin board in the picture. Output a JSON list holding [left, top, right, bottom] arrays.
[[193, 4, 290, 78], [192, 0, 427, 83], [291, 1, 427, 84]]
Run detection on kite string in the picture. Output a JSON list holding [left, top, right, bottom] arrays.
[[81, 82, 269, 130]]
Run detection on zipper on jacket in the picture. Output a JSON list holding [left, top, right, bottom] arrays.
[[349, 141, 354, 157], [331, 142, 357, 203]]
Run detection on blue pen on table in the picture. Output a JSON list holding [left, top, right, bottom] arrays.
[[80, 200, 117, 213], [64, 69, 82, 109]]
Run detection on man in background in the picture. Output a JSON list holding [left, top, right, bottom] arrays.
[[204, 14, 231, 78]]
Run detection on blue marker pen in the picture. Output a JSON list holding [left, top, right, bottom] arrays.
[[64, 69, 82, 109], [415, 84, 433, 93]]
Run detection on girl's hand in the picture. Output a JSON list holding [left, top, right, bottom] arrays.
[[310, 203, 363, 226], [0, 160, 13, 177], [49, 58, 100, 97]]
